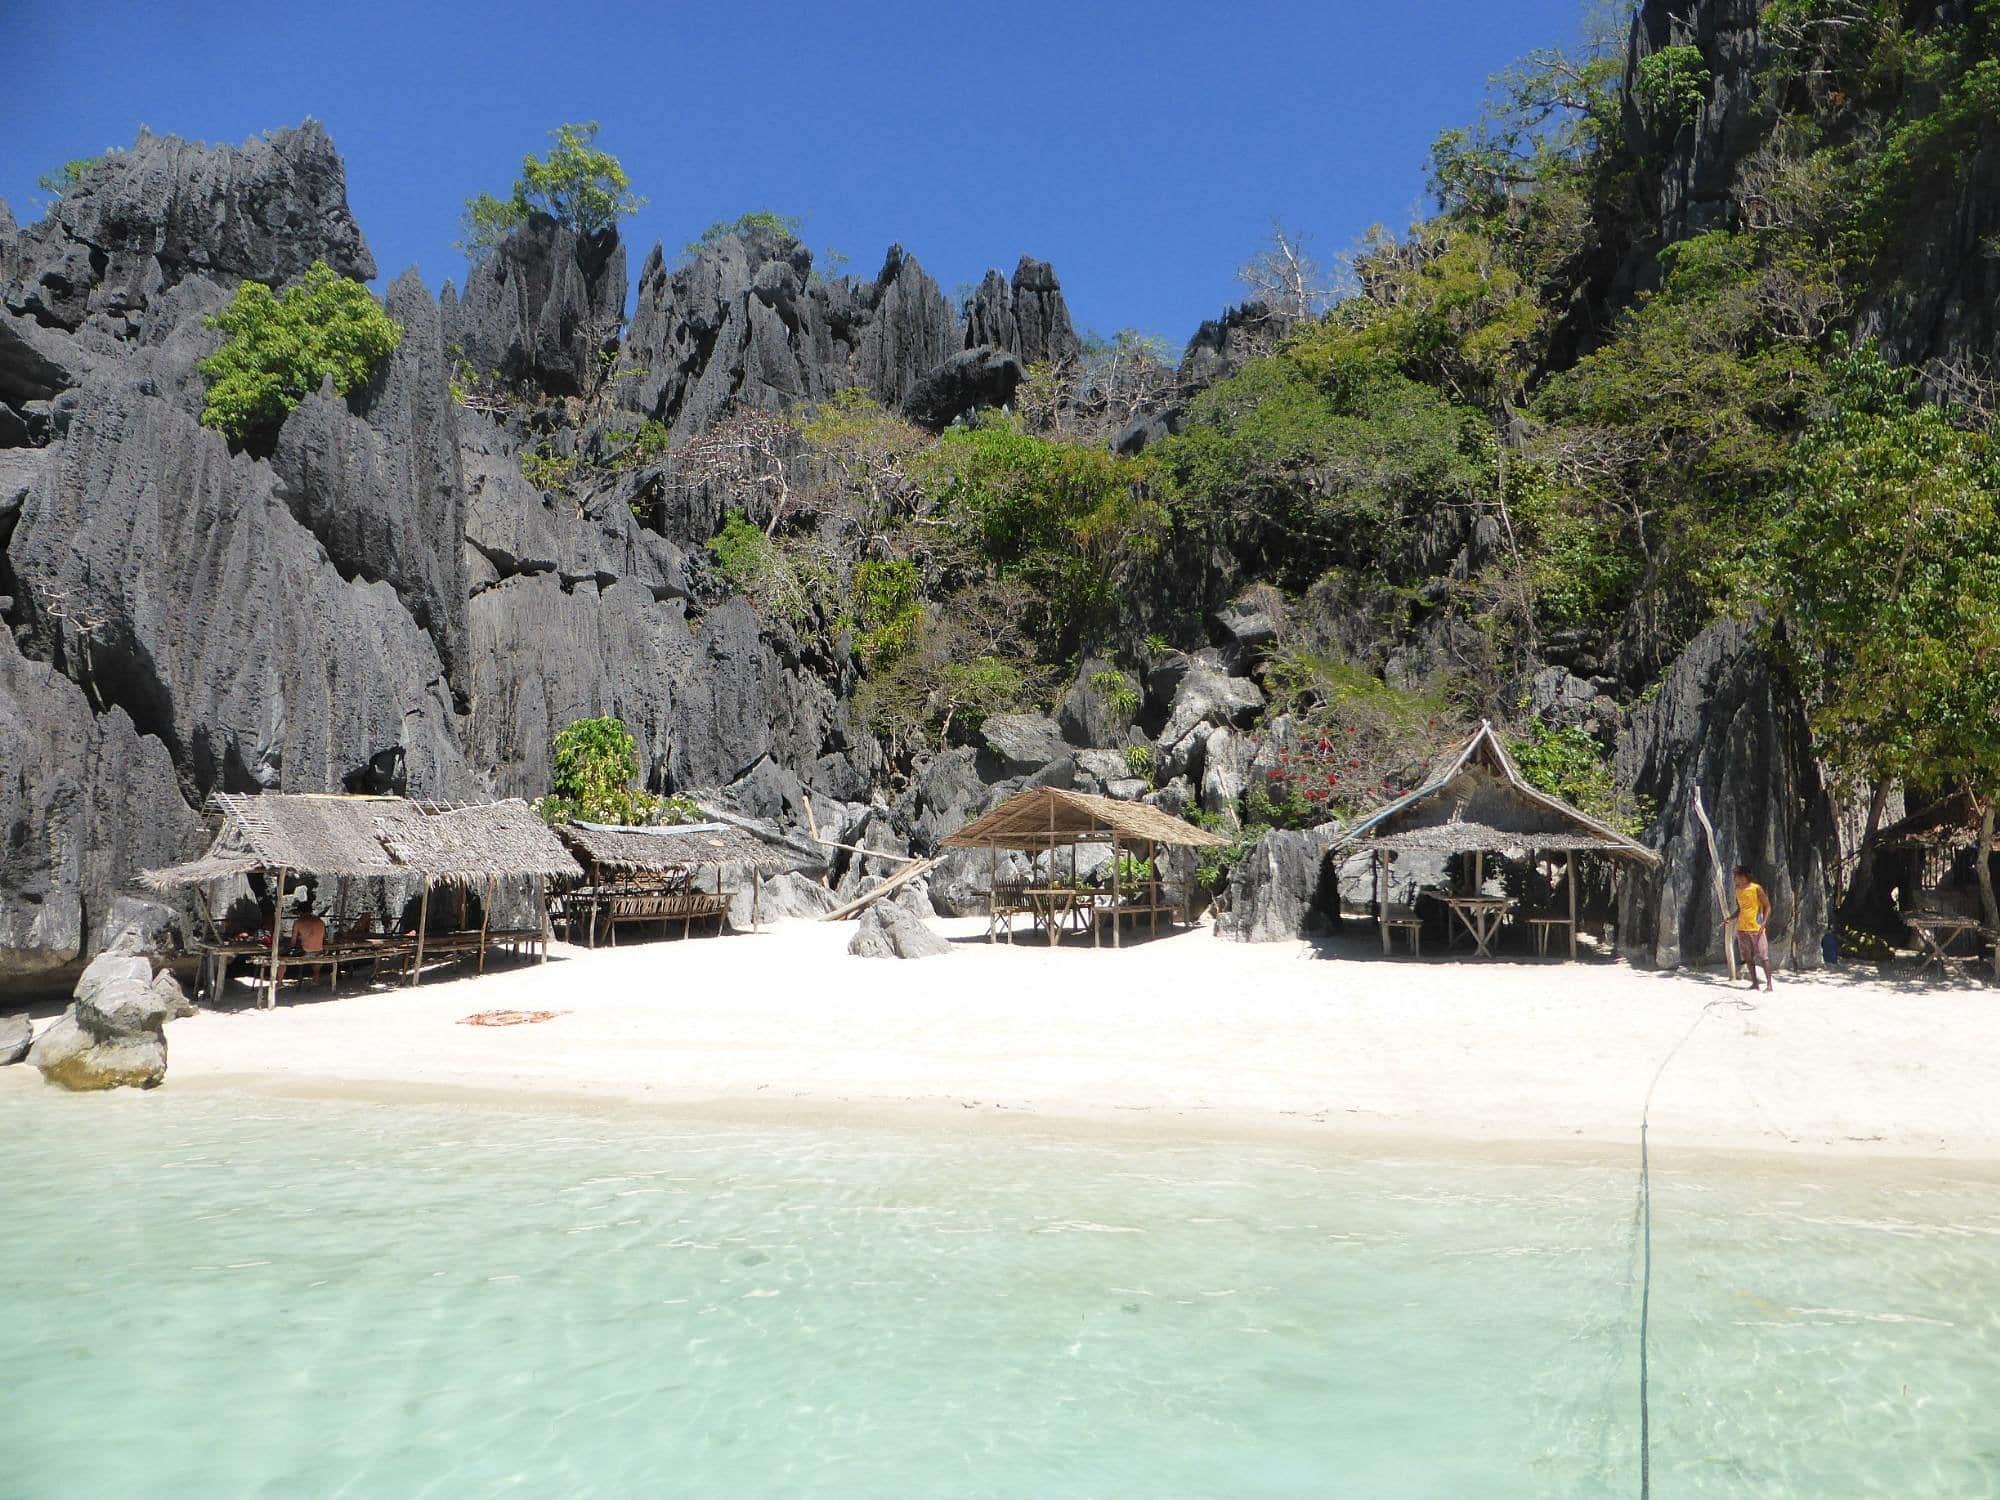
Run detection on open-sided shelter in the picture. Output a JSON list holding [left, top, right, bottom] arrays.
[[942, 787, 1232, 947], [1870, 792, 1999, 969], [552, 821, 793, 946], [1326, 722, 1660, 958], [143, 793, 579, 1004]]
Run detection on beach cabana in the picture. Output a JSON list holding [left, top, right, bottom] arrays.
[[941, 787, 1231, 947], [143, 793, 580, 1005], [1326, 722, 1660, 958], [551, 821, 792, 946], [1870, 792, 1999, 969]]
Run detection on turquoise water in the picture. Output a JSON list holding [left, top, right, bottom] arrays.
[[4, 1088, 1998, 1498]]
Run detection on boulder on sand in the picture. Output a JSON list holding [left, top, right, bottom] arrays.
[[0, 1013, 31, 1066], [848, 901, 952, 959], [28, 949, 183, 1091], [727, 871, 839, 932]]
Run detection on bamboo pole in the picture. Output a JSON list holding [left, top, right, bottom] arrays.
[[1109, 833, 1120, 950], [1377, 851, 1390, 955], [265, 867, 288, 1010], [537, 874, 551, 961], [478, 876, 494, 974], [1690, 788, 1737, 981], [411, 880, 430, 987], [331, 877, 346, 994], [1566, 851, 1578, 961]]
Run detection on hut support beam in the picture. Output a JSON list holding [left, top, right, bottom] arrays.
[[1108, 833, 1119, 950], [1566, 852, 1578, 960], [331, 877, 345, 994], [537, 875, 551, 961], [265, 866, 288, 1010], [478, 876, 494, 974], [1376, 851, 1389, 955], [411, 880, 430, 987]]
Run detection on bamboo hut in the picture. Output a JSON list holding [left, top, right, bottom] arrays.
[[941, 787, 1231, 947], [1326, 722, 1660, 959], [143, 794, 580, 1005], [1870, 792, 2000, 968], [551, 821, 793, 946]]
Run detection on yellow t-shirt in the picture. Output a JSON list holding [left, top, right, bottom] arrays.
[[1737, 883, 1767, 934]]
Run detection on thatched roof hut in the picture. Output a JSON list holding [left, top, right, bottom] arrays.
[[142, 794, 580, 890], [1327, 723, 1660, 865], [942, 787, 1232, 852], [555, 821, 794, 877], [1873, 792, 1998, 854]]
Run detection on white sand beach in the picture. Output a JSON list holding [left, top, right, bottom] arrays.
[[65, 916, 1996, 1164]]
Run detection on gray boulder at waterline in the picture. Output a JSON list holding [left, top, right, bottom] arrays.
[[848, 901, 952, 959], [0, 1013, 32, 1065], [28, 1012, 166, 1091]]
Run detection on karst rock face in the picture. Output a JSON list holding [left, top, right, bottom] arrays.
[[0, 123, 1092, 976], [1616, 620, 1837, 970]]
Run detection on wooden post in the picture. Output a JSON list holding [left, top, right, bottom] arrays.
[[331, 877, 346, 995], [1566, 851, 1578, 961], [478, 876, 494, 974], [1377, 851, 1390, 955], [1474, 849, 1484, 894], [265, 866, 288, 1009], [411, 879, 430, 987], [752, 873, 762, 933], [1109, 834, 1120, 950], [1148, 839, 1159, 938], [537, 875, 551, 961]]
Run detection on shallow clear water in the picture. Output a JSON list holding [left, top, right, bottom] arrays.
[[4, 1088, 1998, 1498]]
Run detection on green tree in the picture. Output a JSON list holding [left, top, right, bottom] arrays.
[[541, 717, 663, 826], [1763, 343, 2000, 797], [459, 122, 643, 268], [36, 156, 102, 196], [1634, 45, 1712, 127], [456, 192, 527, 265], [197, 261, 403, 442]]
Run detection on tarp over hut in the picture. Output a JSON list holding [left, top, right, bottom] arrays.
[[1327, 722, 1660, 865]]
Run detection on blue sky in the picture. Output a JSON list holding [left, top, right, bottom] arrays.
[[2, 0, 1596, 347]]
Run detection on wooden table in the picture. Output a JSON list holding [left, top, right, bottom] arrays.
[[1443, 896, 1514, 958], [1905, 914, 1984, 974], [1016, 887, 1103, 946]]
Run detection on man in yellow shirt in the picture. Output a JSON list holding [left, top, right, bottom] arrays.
[[1732, 866, 1774, 991]]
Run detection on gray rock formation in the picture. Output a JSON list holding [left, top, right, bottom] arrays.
[[446, 215, 626, 398], [981, 713, 1067, 775], [1216, 825, 1341, 942], [726, 870, 837, 931], [848, 899, 951, 959], [0, 1013, 30, 1064], [28, 949, 183, 1090], [1616, 619, 1837, 969]]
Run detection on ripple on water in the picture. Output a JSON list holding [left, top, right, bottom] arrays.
[[3, 1090, 1999, 1498]]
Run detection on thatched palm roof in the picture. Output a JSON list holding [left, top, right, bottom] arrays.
[[942, 787, 1232, 851], [141, 793, 580, 890], [375, 800, 580, 886], [1874, 792, 1999, 853], [556, 820, 794, 874], [1328, 722, 1660, 866]]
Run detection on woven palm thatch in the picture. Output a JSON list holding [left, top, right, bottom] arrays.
[[556, 821, 793, 874], [942, 787, 1232, 851], [375, 800, 580, 886], [1328, 722, 1660, 866], [142, 793, 579, 889], [1873, 792, 1998, 853]]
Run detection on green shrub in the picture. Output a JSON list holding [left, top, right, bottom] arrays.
[[1122, 743, 1156, 784], [1636, 45, 1711, 125], [656, 793, 705, 825], [456, 192, 526, 264], [686, 211, 804, 259], [1509, 722, 1645, 836], [710, 512, 779, 595], [854, 559, 924, 667], [197, 261, 403, 442], [521, 447, 576, 494], [1089, 669, 1141, 720], [539, 716, 662, 826], [36, 156, 102, 195], [459, 122, 643, 266]]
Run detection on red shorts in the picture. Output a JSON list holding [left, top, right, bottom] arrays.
[[1736, 929, 1770, 966]]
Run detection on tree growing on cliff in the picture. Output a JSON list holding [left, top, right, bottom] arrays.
[[197, 261, 403, 443], [458, 121, 644, 265], [539, 717, 664, 827]]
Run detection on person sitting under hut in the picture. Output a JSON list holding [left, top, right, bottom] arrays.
[[291, 904, 326, 957]]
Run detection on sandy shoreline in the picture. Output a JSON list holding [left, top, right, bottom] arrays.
[[9, 916, 1998, 1165]]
